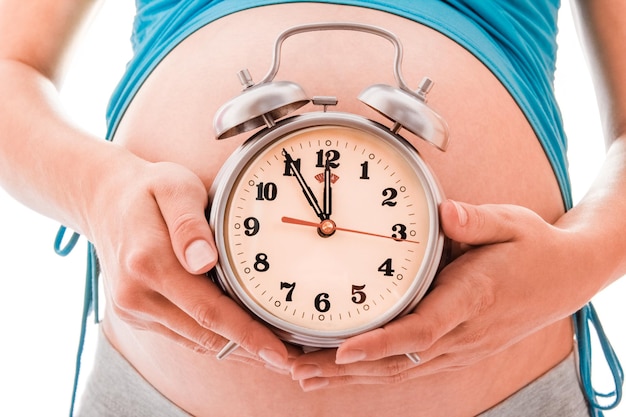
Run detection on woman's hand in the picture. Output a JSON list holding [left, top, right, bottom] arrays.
[[87, 147, 292, 371], [290, 199, 592, 390]]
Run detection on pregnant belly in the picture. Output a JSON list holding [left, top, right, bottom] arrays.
[[105, 3, 572, 416]]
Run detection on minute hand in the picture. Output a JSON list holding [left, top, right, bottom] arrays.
[[323, 156, 332, 219], [282, 149, 325, 221]]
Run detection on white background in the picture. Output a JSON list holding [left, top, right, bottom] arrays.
[[0, 1, 624, 416]]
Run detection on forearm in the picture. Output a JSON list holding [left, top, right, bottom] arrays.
[[564, 0, 626, 293], [0, 58, 133, 237], [555, 136, 626, 294]]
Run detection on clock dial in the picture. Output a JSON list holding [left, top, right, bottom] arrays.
[[212, 118, 442, 346]]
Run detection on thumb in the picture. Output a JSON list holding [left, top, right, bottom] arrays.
[[439, 199, 521, 246], [154, 168, 218, 274]]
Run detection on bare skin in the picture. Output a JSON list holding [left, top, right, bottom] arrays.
[[1, 2, 626, 417], [102, 6, 572, 416]]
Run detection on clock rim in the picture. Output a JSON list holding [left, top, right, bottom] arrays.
[[208, 111, 445, 348]]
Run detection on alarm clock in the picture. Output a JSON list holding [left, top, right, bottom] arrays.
[[208, 23, 449, 356]]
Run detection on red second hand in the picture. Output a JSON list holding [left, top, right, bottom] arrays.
[[280, 216, 420, 244]]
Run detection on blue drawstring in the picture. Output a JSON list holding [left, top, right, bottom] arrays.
[[575, 302, 624, 415], [54, 227, 100, 417], [54, 225, 81, 256]]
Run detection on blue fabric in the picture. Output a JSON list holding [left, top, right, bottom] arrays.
[[106, 0, 572, 208]]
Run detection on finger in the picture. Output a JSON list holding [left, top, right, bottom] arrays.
[[143, 317, 261, 366], [292, 348, 413, 380], [159, 273, 291, 370], [151, 163, 217, 274], [112, 279, 270, 368], [335, 264, 495, 363], [439, 199, 526, 246], [296, 352, 465, 391]]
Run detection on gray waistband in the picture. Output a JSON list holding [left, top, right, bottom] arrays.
[[479, 351, 590, 417], [77, 328, 589, 417], [76, 329, 190, 417]]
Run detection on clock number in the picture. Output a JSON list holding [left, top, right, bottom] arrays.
[[391, 223, 407, 240], [378, 258, 395, 277], [243, 217, 260, 236], [256, 182, 278, 201], [280, 282, 296, 302], [351, 284, 367, 304], [360, 161, 370, 180], [283, 157, 301, 176], [315, 149, 341, 168], [381, 187, 398, 207], [314, 292, 331, 313], [254, 253, 270, 272]]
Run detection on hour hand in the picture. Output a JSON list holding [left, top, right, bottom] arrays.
[[282, 149, 325, 221]]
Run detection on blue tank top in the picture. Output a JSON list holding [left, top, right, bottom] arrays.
[[106, 0, 571, 208]]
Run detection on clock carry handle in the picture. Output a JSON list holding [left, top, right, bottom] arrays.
[[214, 22, 449, 150], [258, 22, 413, 96]]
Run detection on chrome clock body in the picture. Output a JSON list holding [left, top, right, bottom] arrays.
[[208, 22, 450, 351]]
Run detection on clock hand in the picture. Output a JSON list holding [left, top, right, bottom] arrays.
[[323, 156, 332, 219], [281, 216, 420, 244], [282, 149, 326, 221]]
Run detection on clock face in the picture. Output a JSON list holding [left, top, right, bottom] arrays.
[[211, 114, 443, 347]]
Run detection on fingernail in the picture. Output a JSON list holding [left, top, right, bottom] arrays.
[[292, 363, 322, 380], [300, 377, 329, 392], [450, 200, 468, 226], [185, 240, 215, 271], [335, 349, 367, 365], [259, 348, 288, 370]]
